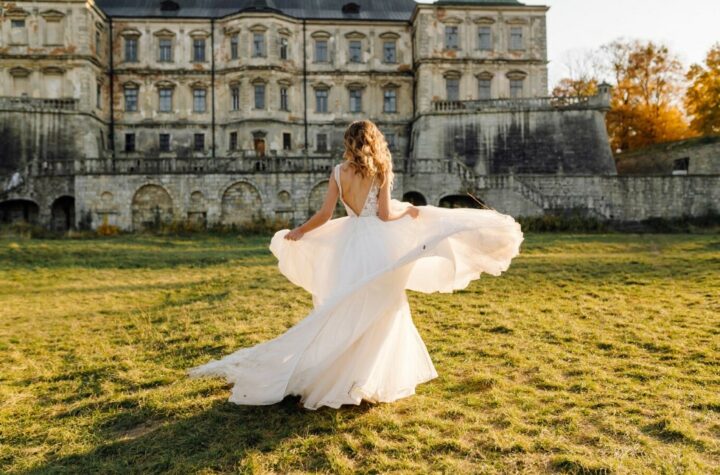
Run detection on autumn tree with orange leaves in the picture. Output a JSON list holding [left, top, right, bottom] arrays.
[[602, 40, 690, 152], [685, 43, 720, 136], [552, 40, 693, 152]]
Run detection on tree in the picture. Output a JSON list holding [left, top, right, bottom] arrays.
[[552, 77, 598, 97], [602, 39, 691, 152], [685, 43, 720, 136], [552, 49, 601, 96]]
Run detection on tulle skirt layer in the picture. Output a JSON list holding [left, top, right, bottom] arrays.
[[187, 201, 523, 409]]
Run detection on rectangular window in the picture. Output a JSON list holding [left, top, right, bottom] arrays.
[[194, 133, 205, 151], [315, 40, 328, 63], [11, 20, 25, 28], [478, 26, 492, 51], [445, 26, 459, 50], [384, 89, 397, 113], [125, 133, 135, 152], [349, 89, 362, 113], [479, 78, 492, 99], [96, 83, 102, 109], [193, 38, 206, 62], [385, 132, 396, 150], [230, 34, 239, 59], [383, 41, 397, 63], [446, 78, 460, 101], [125, 37, 138, 62], [315, 89, 328, 113], [96, 30, 102, 53], [280, 87, 289, 111], [229, 131, 238, 151], [252, 33, 265, 57], [316, 133, 328, 152], [672, 157, 690, 175], [254, 84, 265, 109], [124, 87, 138, 111], [159, 133, 170, 152], [510, 78, 524, 98], [159, 88, 173, 112], [283, 132, 291, 150], [279, 37, 289, 60], [231, 86, 240, 111], [349, 40, 362, 63], [159, 38, 173, 62], [193, 89, 206, 113], [510, 27, 524, 50]]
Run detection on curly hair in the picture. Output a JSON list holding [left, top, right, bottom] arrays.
[[342, 120, 394, 188]]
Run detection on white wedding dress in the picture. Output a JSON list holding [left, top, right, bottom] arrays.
[[187, 164, 524, 410]]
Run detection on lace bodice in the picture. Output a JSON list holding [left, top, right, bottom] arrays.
[[334, 164, 380, 217]]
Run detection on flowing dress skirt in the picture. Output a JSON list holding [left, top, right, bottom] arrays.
[[187, 201, 523, 410]]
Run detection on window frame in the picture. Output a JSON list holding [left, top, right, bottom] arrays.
[[192, 38, 207, 62], [124, 37, 139, 63], [383, 88, 397, 113], [158, 38, 173, 62], [348, 40, 362, 63], [124, 133, 136, 152], [252, 32, 266, 58], [230, 86, 240, 111], [349, 88, 363, 113], [445, 26, 460, 50], [314, 39, 328, 63], [383, 40, 397, 64], [279, 86, 289, 111], [254, 83, 266, 109], [158, 87, 173, 113], [193, 133, 205, 152], [315, 88, 329, 113], [159, 133, 171, 152], [124, 86, 139, 112]]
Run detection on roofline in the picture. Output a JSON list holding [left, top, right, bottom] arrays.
[[410, 2, 549, 22], [96, 2, 549, 25]]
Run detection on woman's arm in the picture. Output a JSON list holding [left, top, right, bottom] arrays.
[[377, 177, 419, 222], [284, 169, 340, 240]]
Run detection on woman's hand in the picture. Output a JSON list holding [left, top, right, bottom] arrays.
[[406, 206, 420, 219], [284, 228, 305, 241]]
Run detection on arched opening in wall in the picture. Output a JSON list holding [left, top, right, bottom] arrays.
[[50, 195, 75, 232], [439, 194, 484, 209], [308, 181, 346, 218], [221, 181, 262, 226], [131, 184, 173, 231], [402, 191, 427, 206], [0, 199, 39, 225]]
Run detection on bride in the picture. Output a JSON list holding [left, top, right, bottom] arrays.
[[187, 120, 523, 410]]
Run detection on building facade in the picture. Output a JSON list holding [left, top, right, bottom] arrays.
[[1, 0, 717, 230]]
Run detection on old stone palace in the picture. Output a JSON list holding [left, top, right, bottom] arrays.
[[0, 0, 717, 230]]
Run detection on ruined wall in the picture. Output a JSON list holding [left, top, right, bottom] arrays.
[[515, 175, 720, 220], [0, 108, 106, 173], [412, 107, 616, 175], [615, 136, 720, 175], [74, 172, 408, 230]]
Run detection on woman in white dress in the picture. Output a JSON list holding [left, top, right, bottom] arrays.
[[187, 120, 523, 410]]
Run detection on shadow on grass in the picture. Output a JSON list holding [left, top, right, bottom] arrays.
[[28, 396, 373, 473]]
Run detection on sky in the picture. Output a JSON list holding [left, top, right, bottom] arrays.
[[418, 0, 719, 89]]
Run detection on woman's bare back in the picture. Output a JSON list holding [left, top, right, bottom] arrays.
[[338, 163, 377, 216]]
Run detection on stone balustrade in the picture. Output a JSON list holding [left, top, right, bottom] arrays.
[[0, 96, 79, 112]]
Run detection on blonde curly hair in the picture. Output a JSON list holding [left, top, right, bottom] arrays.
[[342, 120, 394, 188]]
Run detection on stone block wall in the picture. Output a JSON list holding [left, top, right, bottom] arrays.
[[412, 106, 616, 176]]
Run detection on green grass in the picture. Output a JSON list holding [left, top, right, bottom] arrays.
[[1, 233, 719, 474]]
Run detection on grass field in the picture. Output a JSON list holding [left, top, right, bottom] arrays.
[[1, 233, 718, 474]]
